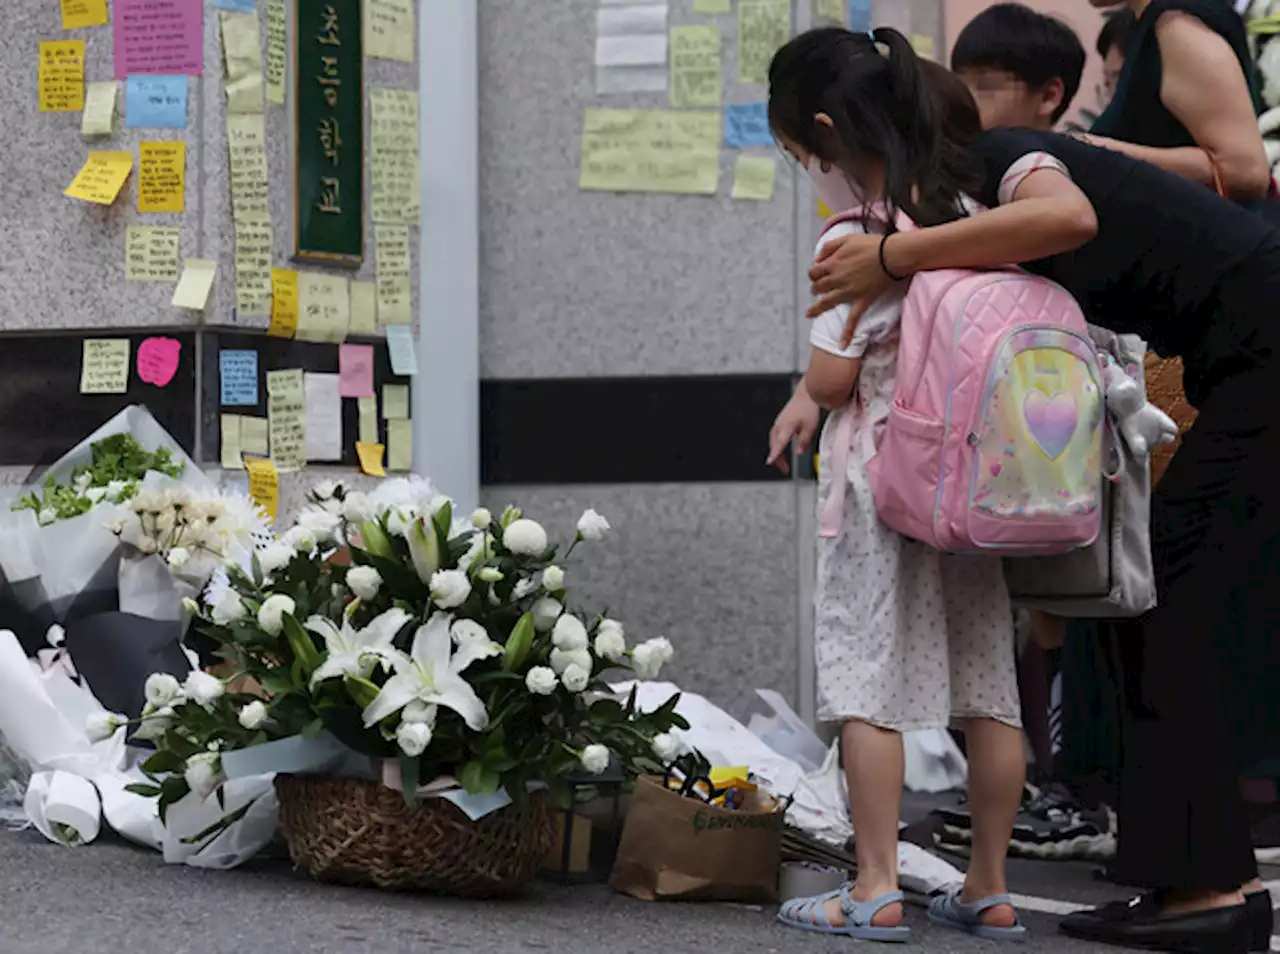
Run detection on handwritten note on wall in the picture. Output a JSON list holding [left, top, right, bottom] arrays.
[[219, 349, 259, 406], [80, 339, 130, 394], [40, 41, 86, 113], [297, 273, 350, 344], [227, 113, 270, 222], [580, 109, 720, 196], [244, 455, 279, 520], [138, 141, 185, 212], [125, 75, 188, 128], [365, 0, 415, 62], [266, 369, 306, 472], [82, 81, 118, 137], [136, 337, 181, 387], [125, 226, 180, 281], [375, 225, 411, 325], [738, 0, 790, 85], [61, 0, 109, 29], [65, 151, 133, 205], [265, 0, 286, 104], [235, 220, 274, 317], [370, 89, 420, 224], [670, 25, 721, 108], [339, 344, 375, 398], [114, 0, 204, 78], [304, 372, 343, 462], [724, 102, 771, 148], [268, 267, 299, 338]]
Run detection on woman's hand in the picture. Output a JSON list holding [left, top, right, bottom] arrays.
[[767, 388, 821, 474], [807, 233, 895, 348]]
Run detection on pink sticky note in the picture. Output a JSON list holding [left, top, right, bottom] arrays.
[[137, 337, 182, 387], [339, 344, 375, 398], [114, 0, 204, 79]]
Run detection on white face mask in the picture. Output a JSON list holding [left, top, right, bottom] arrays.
[[806, 158, 862, 214]]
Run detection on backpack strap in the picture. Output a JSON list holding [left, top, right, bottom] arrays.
[[818, 408, 857, 538]]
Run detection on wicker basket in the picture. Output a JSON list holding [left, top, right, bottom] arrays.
[[274, 773, 555, 897]]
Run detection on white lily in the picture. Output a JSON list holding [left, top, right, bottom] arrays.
[[406, 514, 441, 583], [361, 614, 496, 731], [305, 606, 413, 689]]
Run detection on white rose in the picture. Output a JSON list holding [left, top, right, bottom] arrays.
[[542, 565, 565, 591], [645, 637, 675, 664], [525, 666, 558, 696], [593, 620, 627, 663], [630, 637, 674, 680], [132, 705, 174, 742], [283, 526, 317, 553], [257, 593, 296, 636], [85, 486, 108, 504], [183, 670, 225, 709], [429, 569, 472, 609], [346, 565, 383, 601], [652, 732, 681, 763], [477, 567, 504, 583], [580, 744, 610, 775], [576, 509, 610, 541], [470, 507, 492, 529], [257, 542, 295, 574], [550, 647, 592, 677], [562, 663, 590, 693], [37, 508, 55, 525], [313, 480, 338, 501], [211, 590, 247, 626], [551, 614, 589, 652], [341, 492, 371, 523], [396, 721, 433, 757], [450, 619, 488, 645], [531, 597, 562, 632], [503, 519, 548, 557], [402, 700, 437, 725], [144, 672, 181, 708], [237, 700, 267, 730], [85, 711, 126, 744], [166, 547, 190, 569], [183, 752, 222, 801], [106, 480, 128, 502]]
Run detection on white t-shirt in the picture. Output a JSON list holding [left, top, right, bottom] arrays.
[[809, 219, 906, 360]]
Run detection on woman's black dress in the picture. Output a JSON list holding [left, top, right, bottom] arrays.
[[972, 127, 1280, 891]]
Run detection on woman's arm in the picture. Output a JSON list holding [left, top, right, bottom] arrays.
[[1090, 12, 1270, 200], [808, 170, 1097, 342]]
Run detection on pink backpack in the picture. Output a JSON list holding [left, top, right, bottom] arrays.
[[818, 211, 1105, 555]]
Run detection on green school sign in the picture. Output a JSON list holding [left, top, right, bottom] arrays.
[[294, 0, 364, 265]]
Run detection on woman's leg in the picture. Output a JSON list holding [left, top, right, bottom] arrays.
[[960, 717, 1025, 927]]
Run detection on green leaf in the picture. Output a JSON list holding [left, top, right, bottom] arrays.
[[301, 717, 325, 739], [281, 613, 322, 672], [359, 519, 395, 559], [123, 783, 162, 798], [399, 755, 421, 807], [141, 749, 185, 775], [501, 612, 534, 672], [478, 766, 502, 796], [458, 760, 486, 794], [589, 699, 626, 724]]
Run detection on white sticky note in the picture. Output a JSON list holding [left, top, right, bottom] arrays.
[[172, 259, 217, 310], [385, 325, 418, 376], [303, 372, 343, 462], [596, 34, 668, 66]]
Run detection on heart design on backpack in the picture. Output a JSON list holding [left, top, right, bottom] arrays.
[[1023, 390, 1079, 461]]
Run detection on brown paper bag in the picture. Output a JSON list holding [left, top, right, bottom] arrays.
[[610, 776, 784, 903]]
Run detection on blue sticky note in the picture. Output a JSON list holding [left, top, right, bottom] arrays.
[[220, 350, 259, 406], [125, 76, 189, 129], [213, 0, 258, 11], [385, 326, 418, 376], [725, 103, 772, 149], [848, 0, 872, 31]]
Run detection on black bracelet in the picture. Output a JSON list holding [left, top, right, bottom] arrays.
[[879, 232, 909, 282]]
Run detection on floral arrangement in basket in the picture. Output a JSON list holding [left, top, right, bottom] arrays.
[[121, 479, 687, 827]]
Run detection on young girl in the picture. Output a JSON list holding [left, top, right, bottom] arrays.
[[767, 27, 1028, 942]]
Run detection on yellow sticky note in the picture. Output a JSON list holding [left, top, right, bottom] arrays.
[[125, 226, 180, 282], [386, 419, 413, 472], [738, 0, 790, 85], [267, 369, 306, 473], [65, 150, 132, 205], [265, 0, 286, 105], [82, 81, 117, 137], [814, 0, 844, 23], [375, 225, 412, 325], [297, 272, 350, 344], [221, 414, 244, 470], [40, 41, 85, 112], [349, 280, 377, 336], [356, 442, 387, 477], [235, 219, 273, 317], [244, 456, 279, 523], [80, 339, 130, 394], [268, 267, 299, 338], [580, 109, 720, 196], [227, 113, 269, 222], [382, 384, 409, 420], [365, 0, 416, 63], [242, 416, 269, 457], [694, 0, 732, 11], [138, 141, 185, 213], [910, 33, 936, 62], [61, 0, 109, 29], [731, 155, 776, 201], [370, 89, 421, 224], [357, 395, 379, 445], [818, 199, 834, 219], [221, 11, 265, 114], [172, 259, 217, 310], [670, 25, 722, 109]]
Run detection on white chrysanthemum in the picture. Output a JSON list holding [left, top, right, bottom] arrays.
[[183, 671, 224, 709], [211, 588, 246, 626], [237, 700, 267, 730], [470, 508, 492, 529], [430, 570, 472, 609], [580, 744, 610, 775], [367, 476, 439, 520], [296, 507, 342, 545], [594, 620, 627, 663], [256, 542, 295, 574], [283, 525, 317, 554], [576, 509, 610, 541], [525, 666, 558, 696], [257, 593, 296, 636], [503, 519, 548, 557], [346, 565, 383, 601], [630, 637, 674, 680], [550, 647, 592, 677], [542, 565, 565, 591], [531, 597, 562, 632], [551, 615, 588, 652]]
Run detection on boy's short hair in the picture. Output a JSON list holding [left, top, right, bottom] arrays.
[[951, 2, 1086, 122], [1096, 9, 1137, 59]]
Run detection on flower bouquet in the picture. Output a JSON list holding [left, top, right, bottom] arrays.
[[124, 478, 687, 895]]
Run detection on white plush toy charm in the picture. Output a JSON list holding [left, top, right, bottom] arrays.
[[1100, 355, 1178, 460]]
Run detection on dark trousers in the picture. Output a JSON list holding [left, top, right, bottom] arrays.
[[1109, 363, 1278, 892]]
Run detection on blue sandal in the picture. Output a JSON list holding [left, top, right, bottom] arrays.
[[927, 888, 1028, 941], [777, 885, 910, 941]]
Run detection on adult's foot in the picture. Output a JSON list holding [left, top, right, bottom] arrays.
[[1060, 891, 1250, 953]]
